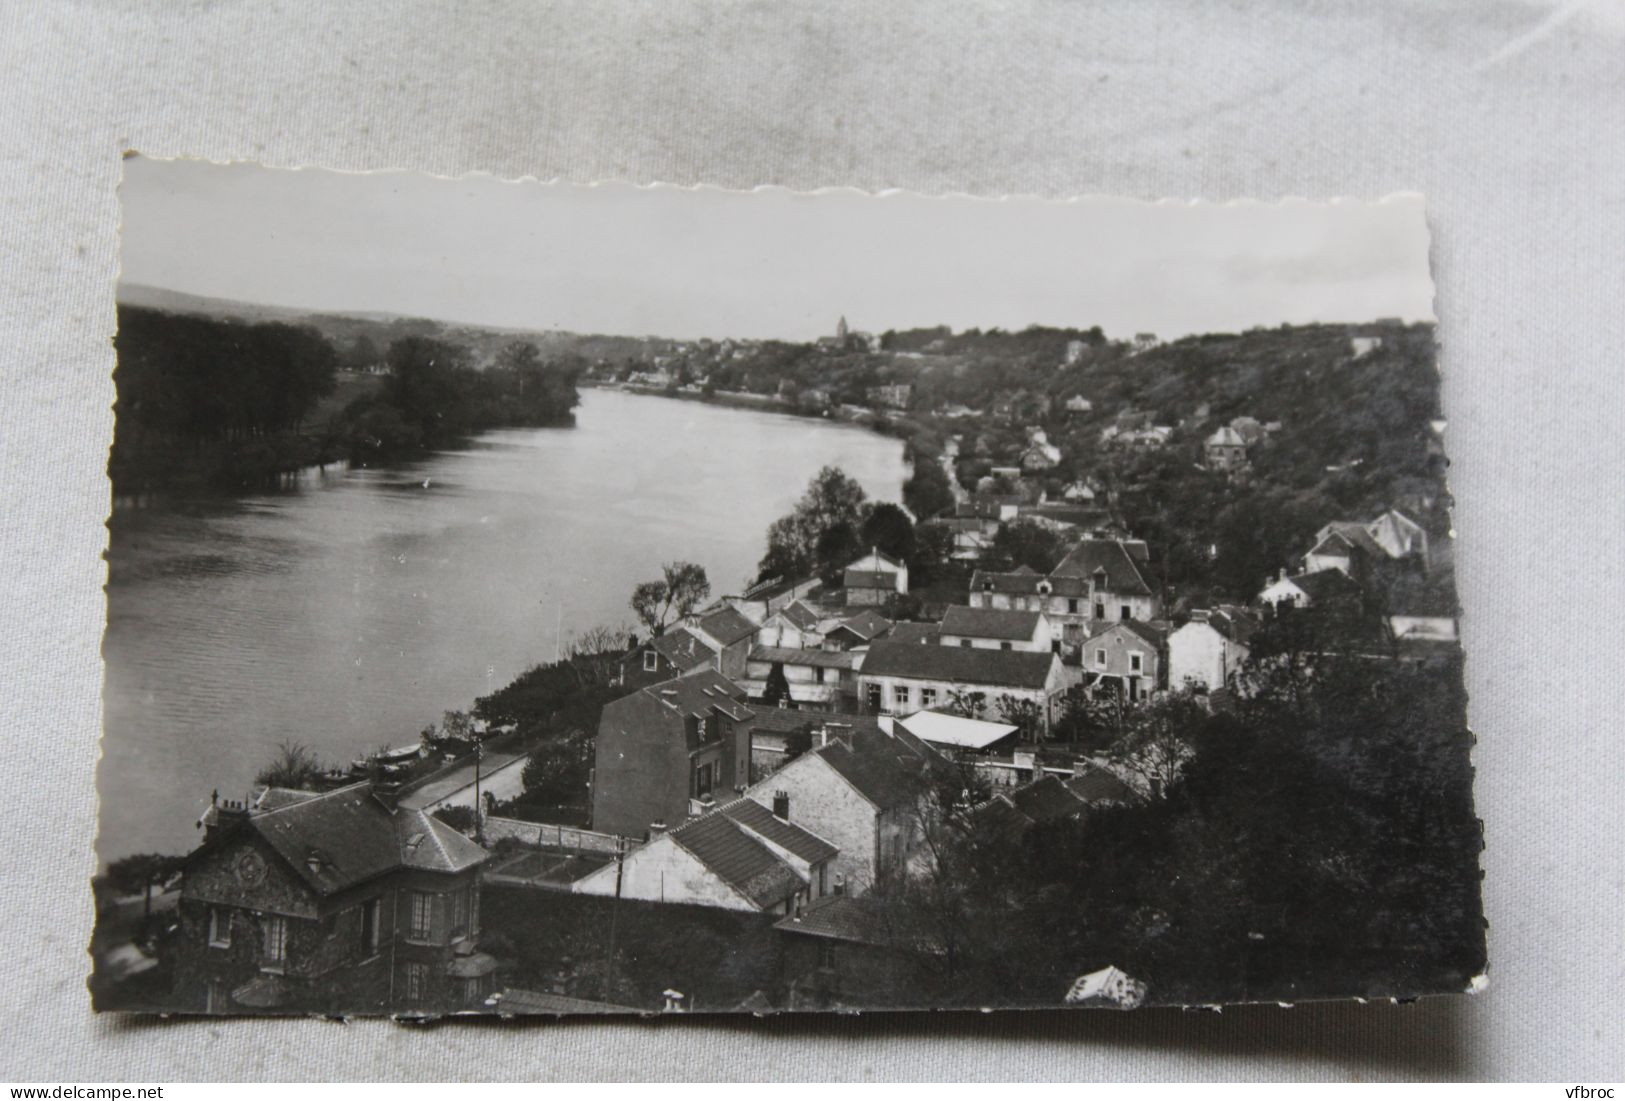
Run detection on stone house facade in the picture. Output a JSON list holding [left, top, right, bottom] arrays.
[[175, 783, 490, 1016]]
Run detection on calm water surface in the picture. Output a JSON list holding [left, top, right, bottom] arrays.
[[99, 389, 906, 861]]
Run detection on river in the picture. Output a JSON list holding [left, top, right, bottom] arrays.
[[98, 388, 907, 862]]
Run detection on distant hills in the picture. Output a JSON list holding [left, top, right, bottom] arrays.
[[115, 283, 664, 366]]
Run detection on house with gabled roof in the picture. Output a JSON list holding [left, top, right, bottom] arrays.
[[1204, 424, 1248, 471], [572, 797, 836, 915], [176, 781, 490, 1015], [755, 599, 822, 649], [938, 605, 1055, 653], [1083, 620, 1167, 702], [618, 627, 717, 692], [842, 548, 908, 607], [685, 604, 759, 680], [590, 670, 755, 840], [856, 639, 1069, 733], [822, 608, 892, 651], [743, 725, 942, 895], [1365, 508, 1430, 565], [970, 538, 1161, 653], [1304, 521, 1387, 578]]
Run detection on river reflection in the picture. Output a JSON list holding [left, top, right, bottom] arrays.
[[98, 389, 906, 861]]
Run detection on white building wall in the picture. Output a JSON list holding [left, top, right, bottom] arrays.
[[745, 755, 879, 894], [1168, 623, 1233, 691], [573, 833, 757, 911], [858, 674, 1059, 729]]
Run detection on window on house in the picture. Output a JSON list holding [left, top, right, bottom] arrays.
[[1000, 641, 1013, 651], [1094, 602, 1105, 619], [404, 961, 429, 1004], [1067, 598, 1079, 614], [1120, 605, 1132, 620], [1130, 652, 1144, 673], [261, 914, 288, 968], [815, 666, 826, 684], [960, 638, 972, 648], [817, 941, 838, 969], [409, 890, 435, 939], [1094, 648, 1107, 668], [450, 887, 469, 937], [892, 684, 911, 710], [208, 907, 231, 949], [643, 650, 658, 672], [694, 762, 714, 797], [359, 898, 381, 955], [921, 687, 937, 709]]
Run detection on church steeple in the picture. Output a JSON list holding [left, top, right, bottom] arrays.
[[836, 315, 849, 341]]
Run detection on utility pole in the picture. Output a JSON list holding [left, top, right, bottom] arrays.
[[472, 736, 484, 844]]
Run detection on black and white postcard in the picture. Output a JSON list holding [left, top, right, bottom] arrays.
[[93, 159, 1484, 1017]]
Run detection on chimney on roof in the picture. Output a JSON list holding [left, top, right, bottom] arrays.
[[833, 873, 846, 897], [648, 820, 668, 839], [772, 790, 790, 821], [206, 797, 250, 843], [372, 778, 403, 812]]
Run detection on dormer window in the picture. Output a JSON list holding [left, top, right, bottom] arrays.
[[643, 650, 658, 672], [1093, 568, 1109, 592]]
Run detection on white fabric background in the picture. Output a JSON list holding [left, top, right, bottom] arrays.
[[1, 0, 1621, 1082]]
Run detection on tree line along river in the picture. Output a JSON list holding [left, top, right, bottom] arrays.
[[98, 388, 907, 862]]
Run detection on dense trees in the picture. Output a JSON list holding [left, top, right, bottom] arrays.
[[883, 634, 1482, 1008], [110, 309, 582, 492], [986, 519, 1066, 574], [342, 336, 581, 456], [111, 306, 340, 491], [114, 306, 339, 444], [757, 465, 872, 581]]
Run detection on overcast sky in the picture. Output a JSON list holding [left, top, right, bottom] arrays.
[[119, 156, 1435, 342]]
